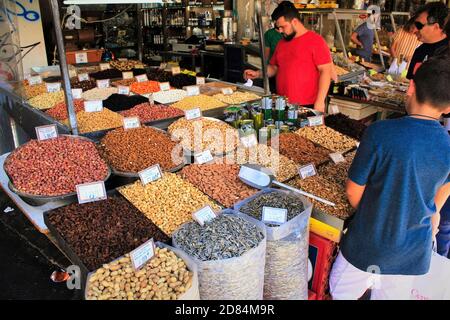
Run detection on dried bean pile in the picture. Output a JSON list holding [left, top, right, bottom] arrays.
[[99, 126, 184, 173], [111, 79, 136, 87], [288, 176, 354, 219], [147, 69, 171, 82], [86, 248, 194, 300], [213, 91, 260, 105], [153, 89, 187, 104], [4, 136, 109, 196], [22, 83, 47, 99], [180, 164, 258, 208], [318, 151, 356, 187], [47, 196, 170, 270], [119, 103, 183, 123], [271, 133, 331, 166], [169, 73, 196, 89], [70, 78, 97, 91], [168, 118, 239, 155], [130, 81, 161, 95], [171, 95, 226, 111], [63, 108, 123, 133], [82, 87, 118, 101], [119, 173, 220, 236], [89, 68, 122, 80], [110, 60, 145, 71], [28, 91, 65, 110], [325, 113, 367, 140], [102, 94, 149, 112], [294, 126, 358, 153], [45, 99, 85, 121]]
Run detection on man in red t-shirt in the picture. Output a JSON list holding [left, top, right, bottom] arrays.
[[244, 1, 332, 112]]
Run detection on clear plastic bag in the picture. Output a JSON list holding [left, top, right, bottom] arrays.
[[234, 188, 312, 300], [172, 210, 267, 300]]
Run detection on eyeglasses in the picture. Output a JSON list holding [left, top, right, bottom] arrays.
[[414, 21, 435, 30]]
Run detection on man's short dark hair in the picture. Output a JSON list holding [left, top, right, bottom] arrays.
[[271, 1, 301, 22], [414, 56, 450, 111], [414, 2, 449, 29]]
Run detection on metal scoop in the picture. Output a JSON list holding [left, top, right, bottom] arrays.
[[238, 164, 336, 207]]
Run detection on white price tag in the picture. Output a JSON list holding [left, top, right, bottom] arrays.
[[307, 115, 324, 127], [130, 239, 156, 271], [329, 104, 340, 115], [118, 58, 128, 61], [139, 164, 162, 186], [356, 142, 360, 148], [46, 82, 61, 93], [35, 125, 58, 141], [186, 85, 200, 96], [75, 52, 88, 64], [84, 100, 103, 113], [78, 73, 90, 82], [28, 75, 42, 85], [135, 74, 148, 83], [221, 88, 233, 95], [99, 63, 110, 71], [240, 134, 258, 148], [123, 116, 140, 130], [148, 94, 154, 105], [192, 206, 217, 226], [97, 79, 110, 89], [76, 181, 107, 204], [196, 77, 205, 85], [118, 85, 130, 95], [185, 108, 202, 121], [195, 150, 214, 165], [330, 152, 346, 164], [122, 72, 133, 80], [72, 88, 83, 99], [159, 82, 171, 91], [172, 66, 181, 75], [299, 163, 317, 179], [262, 207, 288, 225]]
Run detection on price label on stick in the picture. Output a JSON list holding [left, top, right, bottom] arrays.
[[299, 163, 317, 180], [330, 152, 346, 164], [307, 115, 324, 127], [122, 72, 133, 80], [78, 73, 89, 82], [172, 66, 181, 75], [69, 69, 77, 78], [35, 125, 58, 141], [123, 116, 140, 130], [130, 238, 156, 271], [192, 206, 217, 226], [46, 82, 61, 93], [262, 207, 288, 225], [97, 79, 110, 89], [221, 88, 233, 95], [75, 52, 88, 64], [159, 82, 170, 91], [118, 85, 130, 95], [186, 85, 200, 96], [135, 74, 148, 83], [240, 134, 258, 148], [195, 150, 214, 165], [76, 181, 107, 204], [72, 88, 82, 99], [196, 77, 205, 85], [185, 108, 202, 120], [84, 100, 103, 113], [99, 63, 110, 71], [28, 75, 42, 85], [118, 58, 128, 62], [139, 164, 162, 185]]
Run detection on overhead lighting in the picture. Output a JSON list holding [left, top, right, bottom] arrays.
[[64, 0, 164, 4]]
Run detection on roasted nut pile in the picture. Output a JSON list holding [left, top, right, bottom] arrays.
[[63, 108, 123, 133], [168, 118, 239, 155], [119, 173, 220, 236], [103, 94, 149, 112], [47, 196, 170, 271], [119, 103, 184, 123], [99, 126, 184, 173], [22, 83, 47, 99], [82, 87, 118, 101], [325, 113, 367, 140], [213, 91, 260, 104], [171, 94, 227, 111], [288, 176, 354, 219], [89, 68, 122, 80], [169, 73, 196, 89], [4, 136, 109, 196], [130, 81, 161, 95], [224, 144, 299, 182], [153, 89, 187, 104], [294, 126, 358, 153], [86, 248, 193, 300], [110, 60, 145, 71], [318, 151, 356, 187], [45, 99, 85, 121], [111, 79, 136, 87], [28, 91, 65, 110], [147, 69, 171, 82], [70, 78, 97, 91], [180, 164, 258, 208], [271, 133, 331, 166]]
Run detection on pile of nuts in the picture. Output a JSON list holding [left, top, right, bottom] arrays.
[[147, 69, 171, 83], [47, 196, 170, 271], [82, 87, 118, 101], [180, 164, 258, 208], [45, 99, 85, 121], [119, 173, 221, 236], [86, 247, 193, 300], [99, 126, 184, 173], [111, 79, 136, 87], [22, 83, 47, 99], [153, 89, 187, 104], [110, 60, 145, 71], [103, 94, 149, 112], [70, 78, 97, 91], [130, 81, 161, 95], [63, 108, 123, 133], [89, 68, 122, 80], [325, 113, 367, 140], [4, 136, 109, 196], [288, 176, 354, 219], [28, 91, 65, 110], [120, 103, 184, 123], [318, 151, 356, 187], [271, 133, 331, 166], [168, 118, 239, 155], [294, 126, 358, 153], [213, 91, 260, 105], [171, 94, 226, 111]]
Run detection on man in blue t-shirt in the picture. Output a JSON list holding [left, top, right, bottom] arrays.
[[329, 56, 450, 300], [351, 15, 375, 62]]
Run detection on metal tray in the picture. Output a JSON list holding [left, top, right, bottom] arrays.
[[4, 135, 111, 206]]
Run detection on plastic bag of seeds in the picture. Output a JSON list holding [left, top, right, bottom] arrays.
[[172, 210, 267, 300], [234, 188, 312, 300]]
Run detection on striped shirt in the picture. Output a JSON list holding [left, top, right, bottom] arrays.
[[392, 28, 422, 68]]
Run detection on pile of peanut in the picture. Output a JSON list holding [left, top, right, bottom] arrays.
[[28, 91, 65, 110], [22, 83, 47, 99], [294, 126, 358, 153], [63, 108, 123, 133], [82, 87, 118, 101], [213, 91, 260, 105], [170, 94, 226, 111], [86, 248, 193, 300]]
